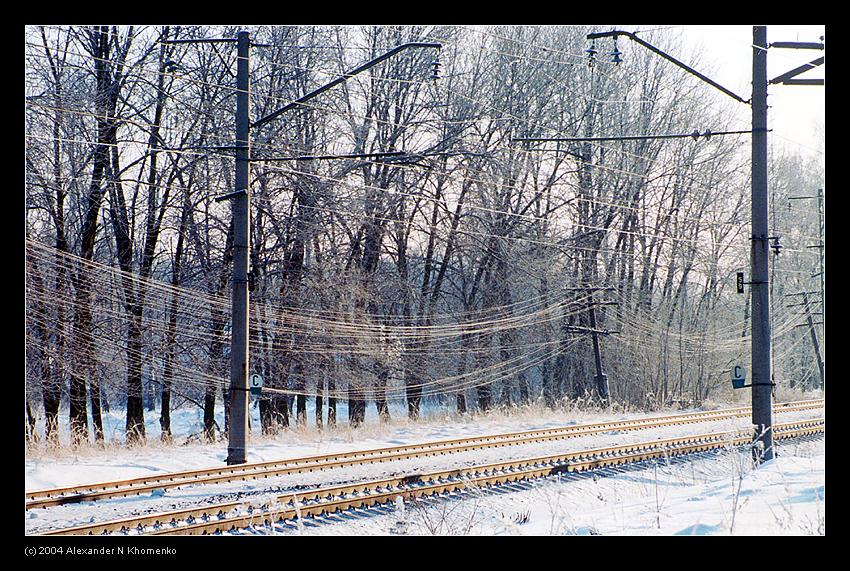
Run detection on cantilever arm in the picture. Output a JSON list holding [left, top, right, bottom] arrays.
[[587, 30, 750, 105], [251, 42, 442, 129], [769, 57, 824, 85]]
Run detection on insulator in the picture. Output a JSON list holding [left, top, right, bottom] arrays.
[[611, 47, 622, 65], [431, 58, 441, 80], [586, 42, 598, 67]]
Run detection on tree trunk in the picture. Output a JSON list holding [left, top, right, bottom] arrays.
[[315, 377, 324, 430], [375, 364, 390, 422], [327, 375, 337, 428], [108, 140, 144, 444], [68, 103, 113, 444], [294, 360, 307, 428], [160, 193, 188, 442], [26, 401, 38, 443]]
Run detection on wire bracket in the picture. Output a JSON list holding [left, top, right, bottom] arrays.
[[214, 188, 248, 202]]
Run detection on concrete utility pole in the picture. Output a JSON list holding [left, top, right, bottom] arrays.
[[162, 31, 258, 465], [817, 186, 824, 312], [802, 188, 824, 390], [585, 290, 609, 405], [750, 26, 773, 462], [751, 26, 825, 461], [227, 30, 251, 465], [816, 186, 825, 390], [584, 26, 823, 464], [787, 187, 825, 391], [164, 32, 440, 465], [226, 37, 440, 463], [801, 292, 825, 389]]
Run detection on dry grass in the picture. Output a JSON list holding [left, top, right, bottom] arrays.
[[25, 387, 822, 461]]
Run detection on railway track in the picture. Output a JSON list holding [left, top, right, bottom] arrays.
[[39, 417, 824, 536], [26, 399, 822, 511]]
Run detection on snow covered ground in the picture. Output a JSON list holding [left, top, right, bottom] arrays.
[[272, 440, 823, 536], [24, 402, 825, 536]]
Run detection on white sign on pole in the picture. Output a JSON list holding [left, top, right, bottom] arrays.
[[731, 365, 747, 389], [250, 373, 264, 396]]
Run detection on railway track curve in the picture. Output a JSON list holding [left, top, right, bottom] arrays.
[[26, 399, 822, 511], [38, 417, 824, 536]]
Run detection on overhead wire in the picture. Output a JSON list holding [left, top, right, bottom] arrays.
[[26, 24, 820, 404]]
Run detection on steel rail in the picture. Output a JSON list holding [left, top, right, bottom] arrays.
[[26, 400, 823, 510], [40, 418, 824, 536]]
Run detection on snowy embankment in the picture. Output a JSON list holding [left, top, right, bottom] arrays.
[[25, 401, 717, 489], [25, 402, 825, 536], [283, 440, 823, 536]]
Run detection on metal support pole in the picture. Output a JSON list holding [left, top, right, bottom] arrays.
[[802, 292, 825, 390], [751, 26, 774, 462], [585, 291, 609, 405], [817, 186, 825, 390], [226, 30, 250, 465]]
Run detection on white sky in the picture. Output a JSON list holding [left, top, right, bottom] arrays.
[[680, 25, 825, 156]]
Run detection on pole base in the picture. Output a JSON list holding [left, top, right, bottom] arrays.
[[226, 450, 247, 465]]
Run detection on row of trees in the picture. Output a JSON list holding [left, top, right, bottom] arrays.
[[24, 25, 824, 446]]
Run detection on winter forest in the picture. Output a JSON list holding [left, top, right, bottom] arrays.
[[24, 25, 825, 448]]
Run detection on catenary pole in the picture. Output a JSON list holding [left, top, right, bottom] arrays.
[[223, 37, 439, 463], [162, 33, 439, 465], [583, 26, 821, 461], [817, 186, 825, 390], [751, 25, 773, 462], [227, 30, 251, 465], [585, 290, 609, 405], [801, 292, 825, 390]]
